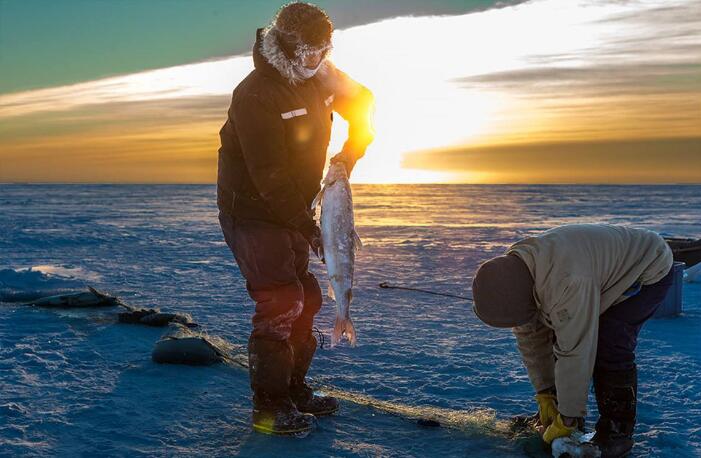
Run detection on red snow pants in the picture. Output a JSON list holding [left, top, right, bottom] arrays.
[[219, 212, 322, 341]]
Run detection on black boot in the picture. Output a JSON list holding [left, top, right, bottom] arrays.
[[592, 366, 637, 458], [248, 336, 316, 435], [289, 332, 339, 416]]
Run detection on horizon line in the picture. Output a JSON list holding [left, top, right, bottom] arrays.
[[2, 182, 700, 187]]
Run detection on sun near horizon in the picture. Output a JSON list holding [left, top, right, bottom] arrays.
[[0, 0, 699, 185]]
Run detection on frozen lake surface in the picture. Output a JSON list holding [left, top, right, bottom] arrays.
[[1, 184, 699, 457]]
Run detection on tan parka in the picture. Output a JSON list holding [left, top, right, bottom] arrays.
[[508, 224, 673, 417]]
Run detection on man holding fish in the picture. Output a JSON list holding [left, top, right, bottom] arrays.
[[216, 2, 374, 436], [472, 224, 674, 457]]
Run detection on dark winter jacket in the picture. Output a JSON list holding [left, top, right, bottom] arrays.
[[217, 28, 374, 233]]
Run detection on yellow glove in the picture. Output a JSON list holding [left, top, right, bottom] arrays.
[[534, 392, 559, 427], [542, 414, 577, 444]]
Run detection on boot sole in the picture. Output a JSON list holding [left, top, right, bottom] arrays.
[[252, 423, 314, 436], [299, 406, 339, 417]]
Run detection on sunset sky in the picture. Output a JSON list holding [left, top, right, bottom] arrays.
[[0, 0, 699, 184]]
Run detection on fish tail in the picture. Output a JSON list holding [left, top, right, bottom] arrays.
[[332, 315, 357, 348]]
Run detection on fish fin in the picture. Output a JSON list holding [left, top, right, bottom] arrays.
[[331, 315, 357, 347], [311, 187, 325, 211], [352, 230, 363, 251], [327, 284, 336, 301]]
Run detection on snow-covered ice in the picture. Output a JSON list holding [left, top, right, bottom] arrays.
[[685, 263, 701, 283], [1, 184, 699, 457]]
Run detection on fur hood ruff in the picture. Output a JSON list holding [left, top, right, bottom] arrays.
[[260, 26, 331, 86]]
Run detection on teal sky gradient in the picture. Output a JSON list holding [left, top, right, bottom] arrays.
[[0, 0, 518, 94]]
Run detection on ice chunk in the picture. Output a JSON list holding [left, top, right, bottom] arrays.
[[118, 308, 196, 327], [0, 266, 90, 302], [151, 325, 243, 366], [152, 335, 222, 366]]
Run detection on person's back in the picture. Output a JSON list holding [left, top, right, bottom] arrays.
[[509, 224, 672, 313]]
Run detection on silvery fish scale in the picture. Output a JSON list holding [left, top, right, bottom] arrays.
[[313, 163, 362, 346]]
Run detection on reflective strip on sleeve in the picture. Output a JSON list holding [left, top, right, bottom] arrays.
[[280, 108, 308, 119]]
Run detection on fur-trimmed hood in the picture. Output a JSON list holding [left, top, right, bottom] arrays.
[[257, 27, 331, 86]]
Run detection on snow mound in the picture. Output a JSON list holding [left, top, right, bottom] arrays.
[[0, 265, 99, 303]]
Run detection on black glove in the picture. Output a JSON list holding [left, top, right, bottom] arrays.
[[300, 220, 324, 262]]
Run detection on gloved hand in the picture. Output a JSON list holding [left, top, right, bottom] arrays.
[[535, 392, 559, 428], [300, 221, 324, 262], [542, 414, 578, 444], [330, 152, 353, 175]]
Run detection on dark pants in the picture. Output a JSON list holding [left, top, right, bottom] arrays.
[[219, 212, 322, 341], [595, 267, 674, 371]]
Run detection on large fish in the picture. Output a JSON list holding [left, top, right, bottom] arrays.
[[313, 162, 362, 347]]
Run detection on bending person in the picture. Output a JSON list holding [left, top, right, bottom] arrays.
[[472, 224, 673, 457]]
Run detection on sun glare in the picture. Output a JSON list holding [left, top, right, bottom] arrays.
[[328, 17, 505, 183]]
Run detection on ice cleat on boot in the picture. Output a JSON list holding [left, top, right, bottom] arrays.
[[289, 332, 339, 416], [251, 399, 317, 436], [592, 366, 637, 458], [248, 337, 317, 435]]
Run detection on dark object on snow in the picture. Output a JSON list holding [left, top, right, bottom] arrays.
[[118, 308, 157, 323], [152, 337, 221, 365], [118, 308, 197, 328], [152, 327, 227, 366], [24, 287, 121, 308], [653, 262, 685, 318], [665, 237, 701, 267], [417, 418, 441, 428]]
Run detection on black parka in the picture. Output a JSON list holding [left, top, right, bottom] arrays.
[[217, 29, 374, 233]]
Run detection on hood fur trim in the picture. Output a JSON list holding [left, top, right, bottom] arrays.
[[260, 26, 331, 85]]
